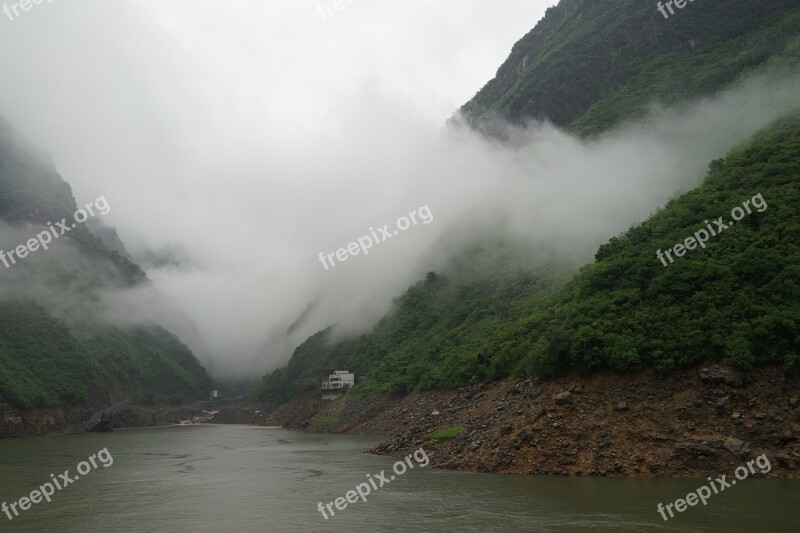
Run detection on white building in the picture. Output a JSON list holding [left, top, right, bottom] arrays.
[[321, 370, 355, 390]]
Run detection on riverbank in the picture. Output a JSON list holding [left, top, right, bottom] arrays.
[[263, 363, 800, 478], [0, 402, 90, 438], [4, 362, 798, 480], [0, 399, 275, 438]]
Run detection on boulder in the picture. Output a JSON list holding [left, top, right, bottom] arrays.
[[555, 391, 572, 405]]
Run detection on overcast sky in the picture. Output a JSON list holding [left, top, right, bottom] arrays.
[[0, 0, 552, 159], [1, 1, 797, 384]]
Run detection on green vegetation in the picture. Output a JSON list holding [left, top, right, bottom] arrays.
[[0, 117, 211, 409], [257, 249, 572, 403], [79, 325, 212, 404], [0, 298, 211, 408], [258, 112, 800, 399], [0, 300, 89, 407], [428, 424, 465, 441], [317, 415, 336, 430], [316, 402, 345, 431], [460, 0, 800, 137], [488, 112, 800, 377], [258, 0, 800, 403]]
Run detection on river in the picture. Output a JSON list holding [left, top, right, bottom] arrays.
[[0, 425, 797, 532]]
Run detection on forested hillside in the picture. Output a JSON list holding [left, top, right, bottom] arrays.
[[486, 112, 800, 379], [0, 118, 210, 408], [257, 0, 800, 403], [259, 248, 572, 402], [459, 0, 800, 136]]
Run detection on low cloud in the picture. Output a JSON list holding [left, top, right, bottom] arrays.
[[0, 1, 797, 386], [99, 71, 800, 384]]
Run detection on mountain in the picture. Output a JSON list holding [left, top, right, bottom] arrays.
[[487, 111, 800, 378], [256, 0, 800, 403], [259, 247, 573, 402], [459, 0, 800, 136], [0, 117, 211, 409]]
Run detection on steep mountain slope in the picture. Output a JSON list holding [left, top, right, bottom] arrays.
[[459, 0, 800, 136], [0, 117, 210, 410], [259, 247, 573, 403], [269, 113, 800, 480], [486, 112, 800, 378], [257, 0, 800, 402]]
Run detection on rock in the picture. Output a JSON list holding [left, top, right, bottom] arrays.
[[615, 401, 628, 411], [699, 365, 743, 387], [431, 410, 440, 416], [716, 396, 731, 412], [790, 398, 798, 408], [555, 392, 572, 405], [723, 437, 746, 453], [674, 441, 715, 455]]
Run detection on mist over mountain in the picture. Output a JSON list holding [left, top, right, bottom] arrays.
[[0, 0, 557, 387], [256, 0, 800, 398], [1, 0, 799, 394], [2, 4, 800, 531], [0, 118, 211, 408]]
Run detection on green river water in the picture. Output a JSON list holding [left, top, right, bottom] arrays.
[[0, 425, 797, 532]]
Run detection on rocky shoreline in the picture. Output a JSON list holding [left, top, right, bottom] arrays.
[[0, 403, 91, 438], [263, 363, 800, 478], [0, 399, 274, 438], [5, 363, 798, 480]]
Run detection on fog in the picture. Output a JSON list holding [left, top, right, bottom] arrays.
[[0, 1, 798, 384]]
